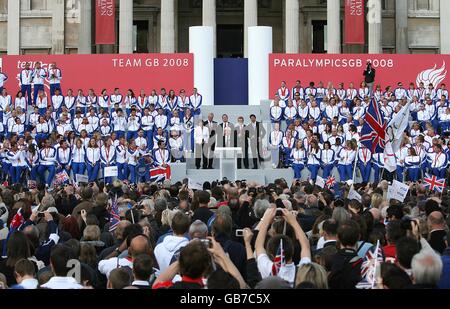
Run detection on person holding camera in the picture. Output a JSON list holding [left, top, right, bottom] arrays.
[[254, 207, 311, 287], [363, 61, 376, 96]]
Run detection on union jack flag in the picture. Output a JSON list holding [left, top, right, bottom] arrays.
[[423, 174, 446, 193], [360, 99, 387, 154], [149, 166, 172, 183], [325, 176, 336, 189], [54, 171, 70, 186], [357, 240, 384, 289], [271, 239, 285, 276], [109, 195, 120, 233]]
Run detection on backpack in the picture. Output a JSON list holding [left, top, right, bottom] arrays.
[[328, 250, 363, 289]]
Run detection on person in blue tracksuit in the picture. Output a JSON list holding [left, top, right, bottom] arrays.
[[115, 137, 128, 181], [320, 141, 335, 179], [25, 144, 39, 182], [6, 143, 24, 184], [405, 148, 421, 182], [38, 139, 57, 186], [372, 153, 384, 184], [281, 130, 295, 168], [291, 140, 306, 180], [126, 140, 140, 184], [358, 146, 372, 184], [337, 141, 357, 182], [85, 138, 101, 182], [19, 63, 33, 105], [71, 139, 86, 182], [307, 140, 321, 182], [100, 138, 117, 184], [56, 140, 72, 174]]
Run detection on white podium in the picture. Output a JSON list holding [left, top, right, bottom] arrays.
[[215, 147, 243, 181]]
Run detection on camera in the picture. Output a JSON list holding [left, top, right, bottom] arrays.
[[276, 208, 284, 217], [235, 229, 244, 237], [38, 212, 45, 218], [200, 239, 212, 248]]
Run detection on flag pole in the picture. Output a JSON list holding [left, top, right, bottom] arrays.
[[352, 143, 361, 184], [371, 240, 381, 289]]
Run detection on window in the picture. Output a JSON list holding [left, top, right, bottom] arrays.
[[31, 0, 47, 10], [416, 0, 430, 10]]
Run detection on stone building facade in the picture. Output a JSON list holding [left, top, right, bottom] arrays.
[[0, 0, 447, 56]]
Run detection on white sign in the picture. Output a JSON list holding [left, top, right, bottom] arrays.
[[348, 186, 362, 202], [188, 178, 203, 191], [104, 166, 119, 178], [315, 176, 325, 189], [75, 174, 89, 184], [391, 180, 410, 202], [387, 185, 395, 201]]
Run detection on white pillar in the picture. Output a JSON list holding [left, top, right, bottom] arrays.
[[7, 0, 20, 55], [52, 0, 65, 54], [161, 0, 176, 53], [285, 0, 299, 53], [395, 0, 408, 54], [327, 0, 341, 54], [78, 0, 92, 54], [119, 0, 133, 54], [248, 26, 272, 106], [244, 0, 258, 58], [368, 0, 382, 53], [202, 0, 216, 57], [190, 27, 214, 106], [441, 0, 450, 53]]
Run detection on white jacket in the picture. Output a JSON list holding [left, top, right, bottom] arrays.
[[154, 235, 189, 273]]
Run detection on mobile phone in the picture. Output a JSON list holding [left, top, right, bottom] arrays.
[[235, 229, 244, 237]]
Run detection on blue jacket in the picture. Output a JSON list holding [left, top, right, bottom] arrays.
[[438, 248, 450, 289]]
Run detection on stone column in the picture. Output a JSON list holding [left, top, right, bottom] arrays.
[[161, 0, 175, 53], [119, 0, 133, 54], [327, 0, 341, 54], [148, 14, 155, 53], [368, 0, 382, 53], [441, 0, 450, 53], [202, 0, 216, 57], [52, 0, 65, 54], [78, 0, 92, 54], [244, 0, 258, 57], [7, 0, 20, 55], [395, 0, 409, 53], [285, 0, 299, 53]]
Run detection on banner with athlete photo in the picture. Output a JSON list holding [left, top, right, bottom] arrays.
[[269, 54, 449, 99], [0, 53, 194, 94]]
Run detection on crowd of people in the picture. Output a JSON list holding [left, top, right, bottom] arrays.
[[269, 70, 449, 183], [0, 178, 448, 289]]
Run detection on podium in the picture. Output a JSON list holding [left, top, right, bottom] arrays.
[[215, 147, 243, 181]]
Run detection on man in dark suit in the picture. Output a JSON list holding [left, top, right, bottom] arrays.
[[428, 211, 447, 255], [203, 113, 217, 169], [234, 116, 248, 169], [245, 114, 265, 169]]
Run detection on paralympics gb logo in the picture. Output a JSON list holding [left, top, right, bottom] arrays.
[[416, 62, 447, 89]]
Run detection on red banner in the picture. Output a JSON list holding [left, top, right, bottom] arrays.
[[345, 0, 365, 45], [96, 0, 116, 45], [269, 54, 449, 98], [1, 54, 194, 94]]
